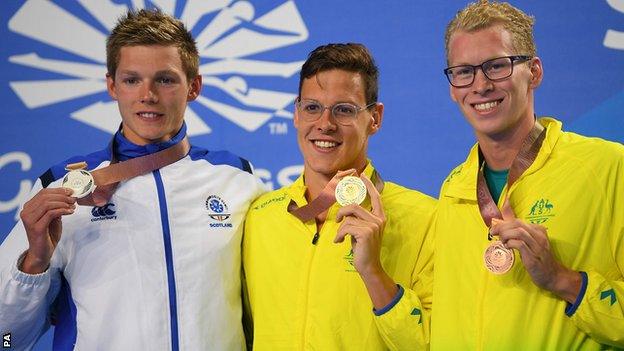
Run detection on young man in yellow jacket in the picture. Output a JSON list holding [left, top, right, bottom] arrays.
[[243, 43, 436, 350], [432, 1, 624, 349]]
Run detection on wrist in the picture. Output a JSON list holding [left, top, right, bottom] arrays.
[[20, 251, 50, 275], [550, 267, 582, 304], [357, 262, 385, 281], [359, 269, 398, 310]]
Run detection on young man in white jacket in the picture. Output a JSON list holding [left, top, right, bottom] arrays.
[[0, 9, 264, 350]]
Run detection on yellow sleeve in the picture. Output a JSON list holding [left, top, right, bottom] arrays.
[[373, 271, 432, 350], [567, 270, 624, 347], [372, 209, 435, 350], [567, 147, 624, 347]]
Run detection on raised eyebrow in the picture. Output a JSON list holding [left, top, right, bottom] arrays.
[[449, 56, 508, 68], [155, 70, 181, 76], [447, 63, 474, 70], [117, 70, 180, 77], [483, 56, 514, 64], [299, 97, 320, 102], [299, 98, 359, 106], [334, 101, 359, 107], [117, 70, 140, 76]]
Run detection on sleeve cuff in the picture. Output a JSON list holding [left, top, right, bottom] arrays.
[[11, 251, 50, 285], [565, 271, 588, 317], [373, 284, 404, 316]]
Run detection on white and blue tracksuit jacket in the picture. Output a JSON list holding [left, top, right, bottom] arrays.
[[0, 125, 265, 350]]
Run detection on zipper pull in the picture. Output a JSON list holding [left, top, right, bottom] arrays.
[[311, 232, 319, 245]]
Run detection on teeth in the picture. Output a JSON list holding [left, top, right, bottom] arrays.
[[138, 112, 159, 118], [314, 140, 337, 148], [474, 101, 499, 111]]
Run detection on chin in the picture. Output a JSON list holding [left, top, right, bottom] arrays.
[[306, 162, 339, 176]]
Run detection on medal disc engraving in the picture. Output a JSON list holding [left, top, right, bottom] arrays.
[[335, 176, 367, 206], [62, 170, 96, 198], [484, 240, 514, 274]]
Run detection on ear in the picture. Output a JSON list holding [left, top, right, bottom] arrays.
[[368, 102, 384, 135], [528, 57, 543, 89], [187, 75, 202, 102], [106, 73, 118, 100]]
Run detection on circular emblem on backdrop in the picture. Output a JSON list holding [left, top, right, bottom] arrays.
[[335, 176, 367, 206], [205, 195, 231, 221], [61, 170, 96, 198]]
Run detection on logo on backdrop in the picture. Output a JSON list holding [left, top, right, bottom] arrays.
[[0, 152, 33, 221], [604, 0, 624, 49], [7, 1, 308, 136]]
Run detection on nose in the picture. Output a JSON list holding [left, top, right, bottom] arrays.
[[140, 82, 158, 104], [316, 107, 337, 132], [472, 68, 494, 95]]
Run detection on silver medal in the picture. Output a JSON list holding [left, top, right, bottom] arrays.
[[61, 169, 96, 198]]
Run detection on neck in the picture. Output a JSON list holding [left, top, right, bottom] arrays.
[[304, 172, 333, 203], [477, 117, 536, 171]]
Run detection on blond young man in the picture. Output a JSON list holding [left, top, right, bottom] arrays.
[[432, 1, 624, 349]]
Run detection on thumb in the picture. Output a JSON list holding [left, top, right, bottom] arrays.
[[501, 198, 516, 220]]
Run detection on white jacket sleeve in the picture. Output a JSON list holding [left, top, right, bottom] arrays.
[[0, 181, 62, 351]]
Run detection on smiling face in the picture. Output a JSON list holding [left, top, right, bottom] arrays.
[[295, 69, 383, 181], [447, 25, 542, 141], [106, 45, 201, 145]]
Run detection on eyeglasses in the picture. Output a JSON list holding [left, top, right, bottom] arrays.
[[443, 55, 532, 88], [295, 98, 376, 125]]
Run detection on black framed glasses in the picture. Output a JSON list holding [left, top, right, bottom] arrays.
[[295, 98, 376, 125], [443, 55, 532, 88]]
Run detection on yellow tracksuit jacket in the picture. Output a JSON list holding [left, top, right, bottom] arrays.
[[431, 118, 624, 350], [243, 163, 436, 350]]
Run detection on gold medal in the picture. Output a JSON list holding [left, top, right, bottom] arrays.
[[484, 240, 514, 274], [61, 169, 96, 199], [335, 176, 367, 206]]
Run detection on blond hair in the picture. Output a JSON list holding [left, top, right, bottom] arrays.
[[445, 0, 536, 63]]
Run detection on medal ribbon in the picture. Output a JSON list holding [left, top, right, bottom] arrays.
[[477, 122, 546, 231], [288, 169, 384, 222], [69, 136, 191, 206]]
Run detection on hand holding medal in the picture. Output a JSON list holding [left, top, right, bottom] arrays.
[[484, 217, 515, 274], [18, 187, 76, 274], [488, 200, 581, 301], [334, 173, 386, 275]]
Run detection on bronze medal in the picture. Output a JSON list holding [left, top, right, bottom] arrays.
[[484, 240, 515, 274]]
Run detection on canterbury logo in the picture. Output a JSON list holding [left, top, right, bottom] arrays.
[[91, 203, 117, 222]]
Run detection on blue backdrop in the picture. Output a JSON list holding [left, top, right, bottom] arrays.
[[1, 1, 623, 349]]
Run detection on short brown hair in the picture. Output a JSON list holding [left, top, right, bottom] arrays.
[[445, 0, 536, 64], [299, 43, 379, 105], [106, 9, 199, 81]]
